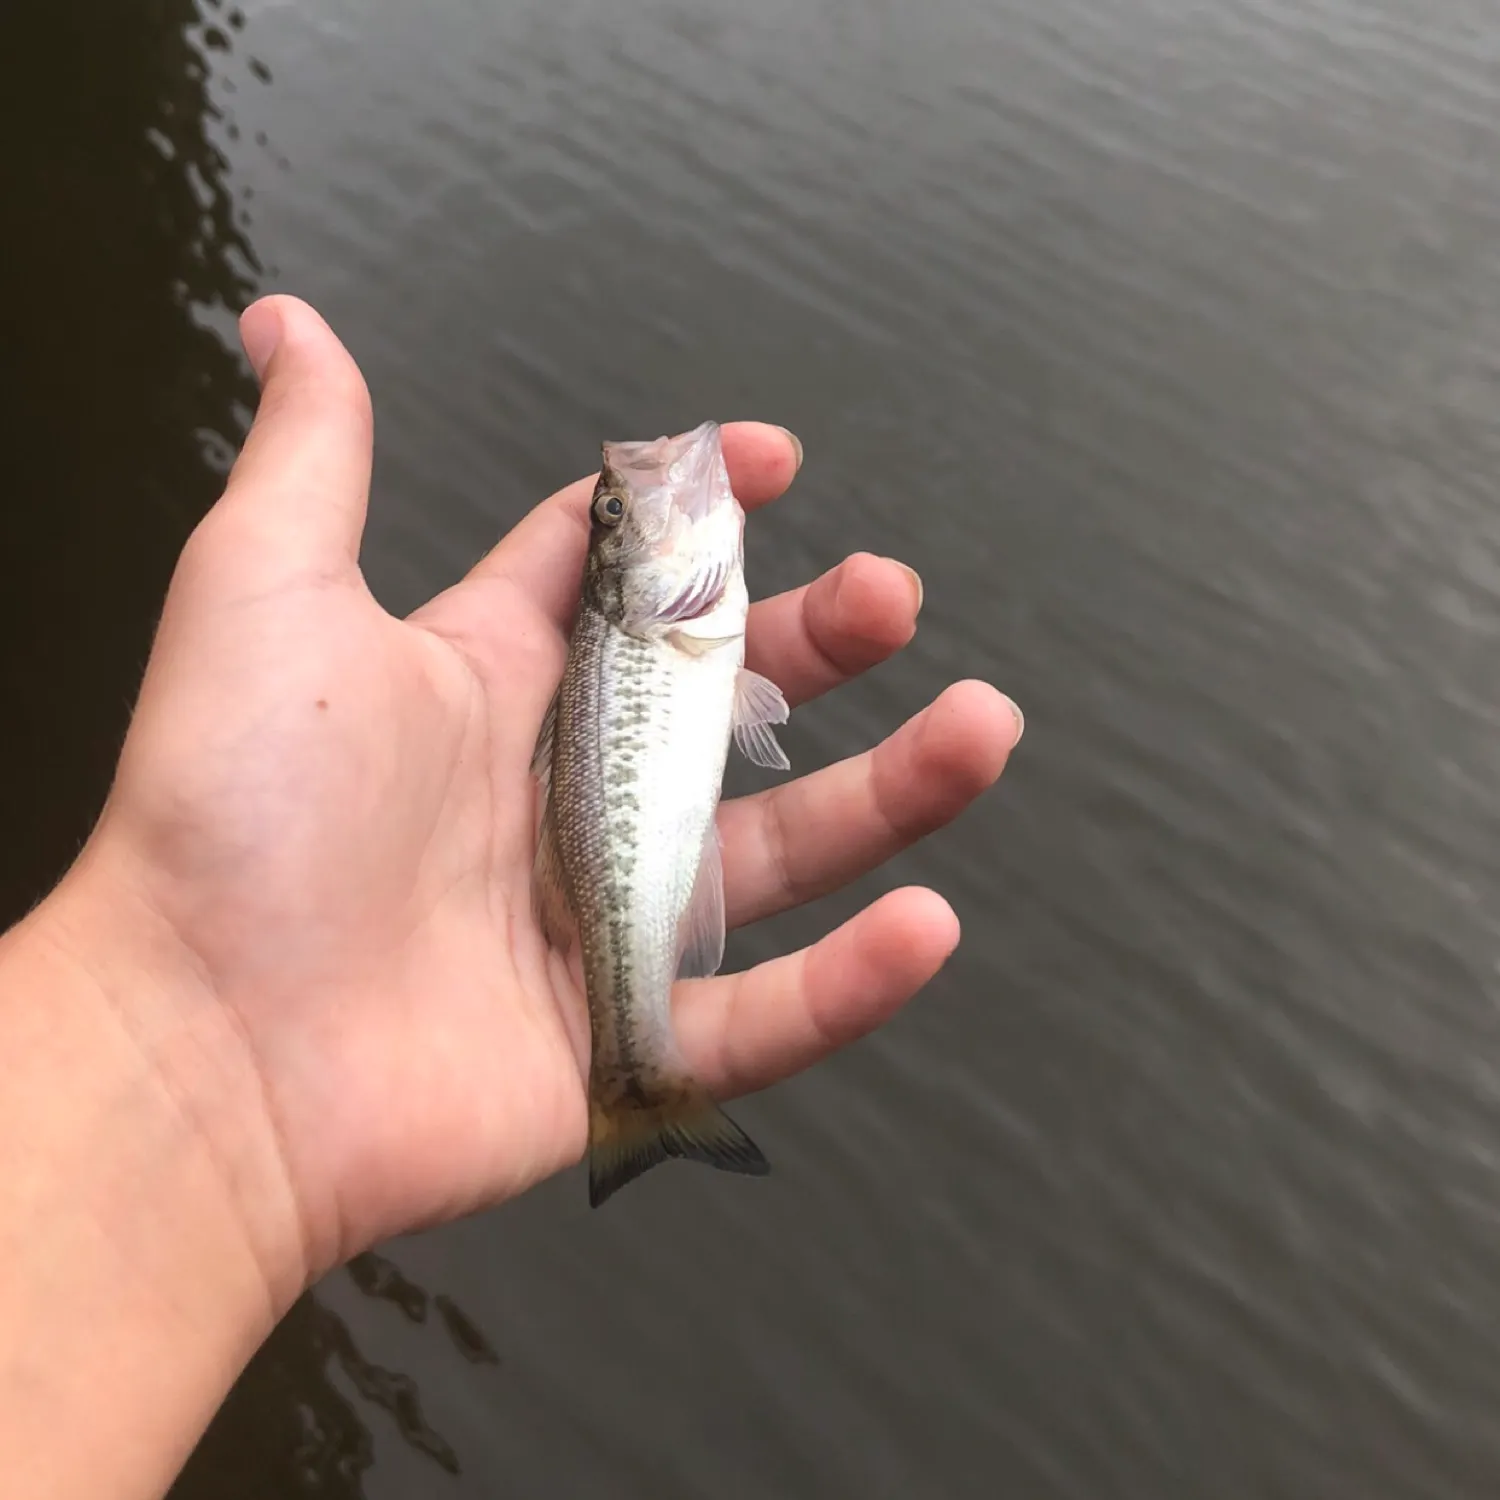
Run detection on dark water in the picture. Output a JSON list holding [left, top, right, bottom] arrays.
[[10, 0, 1500, 1494]]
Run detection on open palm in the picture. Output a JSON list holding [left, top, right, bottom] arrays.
[[92, 297, 1018, 1290]]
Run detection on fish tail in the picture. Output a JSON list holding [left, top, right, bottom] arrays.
[[587, 1073, 769, 1208]]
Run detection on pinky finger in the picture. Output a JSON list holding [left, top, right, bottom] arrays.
[[674, 887, 961, 1101]]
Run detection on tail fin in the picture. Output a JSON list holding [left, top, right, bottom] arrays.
[[588, 1076, 769, 1208]]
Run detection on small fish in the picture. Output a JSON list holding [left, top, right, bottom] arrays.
[[531, 421, 792, 1207]]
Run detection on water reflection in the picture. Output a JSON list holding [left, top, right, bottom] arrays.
[[347, 1250, 501, 1369], [435, 1293, 502, 1368], [172, 1254, 501, 1495], [1, 0, 260, 923], [3, 2, 495, 1493]]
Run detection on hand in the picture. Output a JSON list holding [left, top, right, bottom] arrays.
[[49, 295, 1021, 1306]]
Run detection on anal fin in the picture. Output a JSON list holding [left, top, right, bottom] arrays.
[[533, 811, 574, 953], [530, 686, 575, 952], [677, 824, 726, 979], [530, 687, 558, 790]]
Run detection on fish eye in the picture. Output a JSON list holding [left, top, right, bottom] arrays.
[[594, 493, 626, 526]]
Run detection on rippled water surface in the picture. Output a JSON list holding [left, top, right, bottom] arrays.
[[11, 1, 1500, 1495]]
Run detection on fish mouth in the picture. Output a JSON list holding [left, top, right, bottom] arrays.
[[602, 421, 728, 523]]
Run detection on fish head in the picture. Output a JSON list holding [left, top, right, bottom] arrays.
[[586, 420, 747, 637]]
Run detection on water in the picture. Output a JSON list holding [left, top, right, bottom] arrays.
[[9, 0, 1500, 1494]]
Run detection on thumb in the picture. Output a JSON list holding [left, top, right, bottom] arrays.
[[211, 295, 374, 573]]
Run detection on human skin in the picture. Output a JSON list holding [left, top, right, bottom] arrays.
[[0, 295, 1021, 1499]]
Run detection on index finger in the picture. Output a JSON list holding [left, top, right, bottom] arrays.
[[462, 421, 803, 625]]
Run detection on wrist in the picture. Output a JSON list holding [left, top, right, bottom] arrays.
[[13, 837, 311, 1311], [0, 842, 308, 1496]]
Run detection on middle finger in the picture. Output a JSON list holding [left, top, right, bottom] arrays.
[[745, 552, 924, 709], [718, 679, 1020, 929]]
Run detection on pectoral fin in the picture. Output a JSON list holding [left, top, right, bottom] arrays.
[[677, 825, 726, 979], [668, 629, 739, 658], [733, 668, 791, 771]]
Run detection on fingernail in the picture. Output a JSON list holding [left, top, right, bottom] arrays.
[[240, 299, 284, 383], [778, 426, 804, 473], [1003, 695, 1025, 745], [886, 558, 923, 615]]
